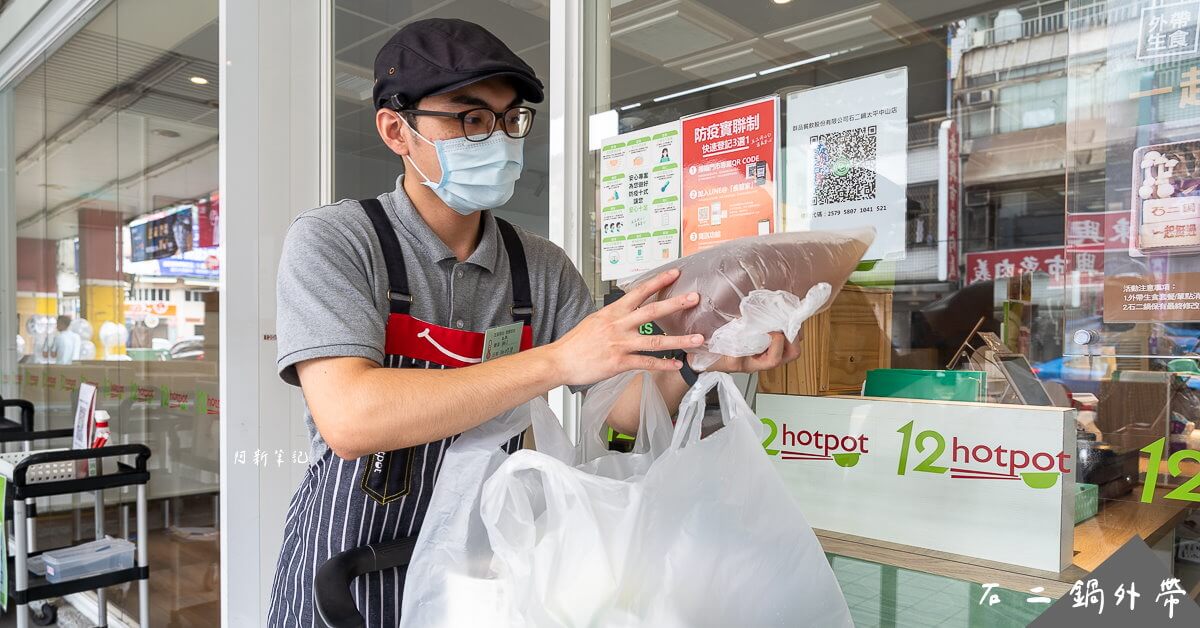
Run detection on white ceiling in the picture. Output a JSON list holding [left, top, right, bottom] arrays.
[[14, 0, 218, 241]]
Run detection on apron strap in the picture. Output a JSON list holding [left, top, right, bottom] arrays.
[[495, 217, 533, 327], [360, 198, 412, 315]]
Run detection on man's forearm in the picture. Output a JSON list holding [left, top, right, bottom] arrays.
[[303, 346, 564, 459]]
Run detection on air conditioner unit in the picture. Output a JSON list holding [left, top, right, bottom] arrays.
[[966, 89, 993, 106], [965, 189, 991, 206]]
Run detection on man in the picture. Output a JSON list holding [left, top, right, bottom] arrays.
[[50, 315, 80, 365], [128, 319, 152, 350], [267, 19, 800, 625]]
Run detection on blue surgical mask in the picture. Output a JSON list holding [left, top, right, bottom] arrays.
[[403, 118, 524, 214]]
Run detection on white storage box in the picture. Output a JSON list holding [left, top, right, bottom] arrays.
[[43, 537, 135, 583]]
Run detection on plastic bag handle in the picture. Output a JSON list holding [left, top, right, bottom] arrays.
[[530, 396, 574, 463], [669, 371, 758, 452], [578, 370, 669, 463]]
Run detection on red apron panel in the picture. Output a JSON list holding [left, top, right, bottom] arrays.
[[384, 313, 533, 369]]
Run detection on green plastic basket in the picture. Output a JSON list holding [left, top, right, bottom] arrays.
[[1075, 483, 1098, 524]]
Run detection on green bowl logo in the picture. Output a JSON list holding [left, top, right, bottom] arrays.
[[831, 158, 852, 177], [833, 453, 861, 468], [1021, 472, 1059, 489]]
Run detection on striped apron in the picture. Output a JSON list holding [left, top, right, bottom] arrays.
[[267, 198, 535, 626]]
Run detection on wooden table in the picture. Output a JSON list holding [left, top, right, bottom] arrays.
[[819, 485, 1195, 599]]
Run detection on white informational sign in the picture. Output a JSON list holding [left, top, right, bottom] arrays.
[[73, 382, 97, 450], [1137, 1, 1200, 60], [784, 67, 908, 260], [598, 121, 682, 280], [756, 394, 1074, 573], [74, 382, 97, 478]]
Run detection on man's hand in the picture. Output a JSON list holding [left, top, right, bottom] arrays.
[[704, 331, 802, 374], [603, 330, 803, 436], [549, 268, 704, 387]]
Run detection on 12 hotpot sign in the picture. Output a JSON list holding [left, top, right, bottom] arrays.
[[758, 418, 1072, 490]]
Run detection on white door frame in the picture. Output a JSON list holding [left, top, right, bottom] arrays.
[[219, 0, 324, 625], [549, 0, 585, 441], [0, 86, 13, 402]]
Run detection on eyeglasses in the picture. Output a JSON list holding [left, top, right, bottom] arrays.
[[399, 106, 537, 142]]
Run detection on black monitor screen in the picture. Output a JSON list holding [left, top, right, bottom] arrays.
[[998, 354, 1054, 406]]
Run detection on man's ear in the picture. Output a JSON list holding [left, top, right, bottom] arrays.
[[377, 108, 409, 157]]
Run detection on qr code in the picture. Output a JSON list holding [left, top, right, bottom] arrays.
[[810, 125, 877, 206]]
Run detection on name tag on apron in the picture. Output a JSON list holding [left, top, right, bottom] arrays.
[[482, 322, 525, 361]]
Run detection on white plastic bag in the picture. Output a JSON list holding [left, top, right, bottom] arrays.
[[693, 282, 831, 370], [478, 371, 672, 626], [619, 228, 874, 370], [576, 370, 673, 474], [615, 372, 852, 627], [400, 371, 671, 627], [398, 398, 567, 626], [478, 372, 851, 627]]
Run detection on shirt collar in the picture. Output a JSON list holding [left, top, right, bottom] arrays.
[[384, 175, 501, 273]]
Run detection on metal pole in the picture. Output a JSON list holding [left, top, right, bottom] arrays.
[[137, 484, 149, 628], [94, 489, 106, 626], [26, 498, 36, 552], [73, 495, 82, 542], [22, 439, 34, 552], [14, 498, 28, 628]]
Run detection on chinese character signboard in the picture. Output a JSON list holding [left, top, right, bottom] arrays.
[[130, 206, 194, 262], [938, 119, 960, 282], [680, 97, 778, 255], [154, 254, 220, 279], [1067, 211, 1133, 252], [1138, 1, 1200, 60], [1129, 141, 1200, 256], [784, 67, 908, 260], [1104, 274, 1200, 322], [966, 247, 1068, 286], [1063, 210, 1133, 289], [598, 121, 682, 280], [197, 193, 220, 249]]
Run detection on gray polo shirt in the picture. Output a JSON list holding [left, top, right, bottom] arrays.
[[276, 175, 596, 459]]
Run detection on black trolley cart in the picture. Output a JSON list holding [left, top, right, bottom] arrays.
[[0, 401, 151, 628]]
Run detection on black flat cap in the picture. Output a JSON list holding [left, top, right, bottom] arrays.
[[372, 18, 544, 110]]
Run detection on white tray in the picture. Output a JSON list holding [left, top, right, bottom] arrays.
[[0, 449, 75, 485]]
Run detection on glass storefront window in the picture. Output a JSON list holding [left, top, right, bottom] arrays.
[[331, 1, 552, 236], [1, 0, 219, 624], [579, 0, 1200, 622], [998, 76, 1066, 133]]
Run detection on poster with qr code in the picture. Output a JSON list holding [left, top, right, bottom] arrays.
[[599, 121, 682, 280], [784, 67, 908, 260], [680, 97, 778, 255]]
